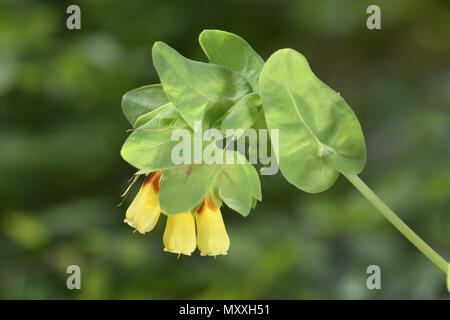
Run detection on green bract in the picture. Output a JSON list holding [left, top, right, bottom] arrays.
[[159, 163, 223, 215], [199, 30, 264, 91], [134, 103, 172, 128], [122, 84, 169, 127], [220, 93, 263, 132], [158, 149, 261, 217], [120, 114, 188, 172], [213, 151, 261, 216]]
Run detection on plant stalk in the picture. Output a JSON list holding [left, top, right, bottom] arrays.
[[344, 174, 448, 275]]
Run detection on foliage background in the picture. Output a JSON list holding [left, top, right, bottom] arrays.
[[1, 0, 449, 299]]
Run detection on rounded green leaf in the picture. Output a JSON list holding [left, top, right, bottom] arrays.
[[122, 84, 169, 126], [220, 93, 263, 131], [199, 30, 264, 91], [259, 49, 366, 193], [159, 149, 260, 216], [120, 116, 187, 172], [243, 161, 262, 202], [134, 102, 172, 128], [159, 163, 222, 215], [213, 151, 260, 216], [214, 164, 252, 217], [152, 41, 251, 130]]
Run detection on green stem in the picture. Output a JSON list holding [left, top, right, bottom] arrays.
[[344, 174, 448, 275]]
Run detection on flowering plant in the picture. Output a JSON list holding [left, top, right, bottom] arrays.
[[119, 30, 449, 291]]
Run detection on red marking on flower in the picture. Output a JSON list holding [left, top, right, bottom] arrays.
[[152, 173, 160, 193], [143, 172, 157, 187], [143, 171, 162, 192], [207, 198, 217, 210], [197, 200, 206, 214]]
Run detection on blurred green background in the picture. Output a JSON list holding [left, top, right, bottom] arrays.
[[1, 0, 449, 299]]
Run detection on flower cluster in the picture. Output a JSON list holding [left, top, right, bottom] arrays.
[[120, 31, 266, 257], [124, 171, 230, 256]]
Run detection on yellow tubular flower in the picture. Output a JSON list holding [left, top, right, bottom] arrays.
[[124, 171, 162, 234], [195, 197, 230, 256], [163, 212, 196, 256]]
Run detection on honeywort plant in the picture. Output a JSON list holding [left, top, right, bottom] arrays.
[[120, 30, 449, 289]]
